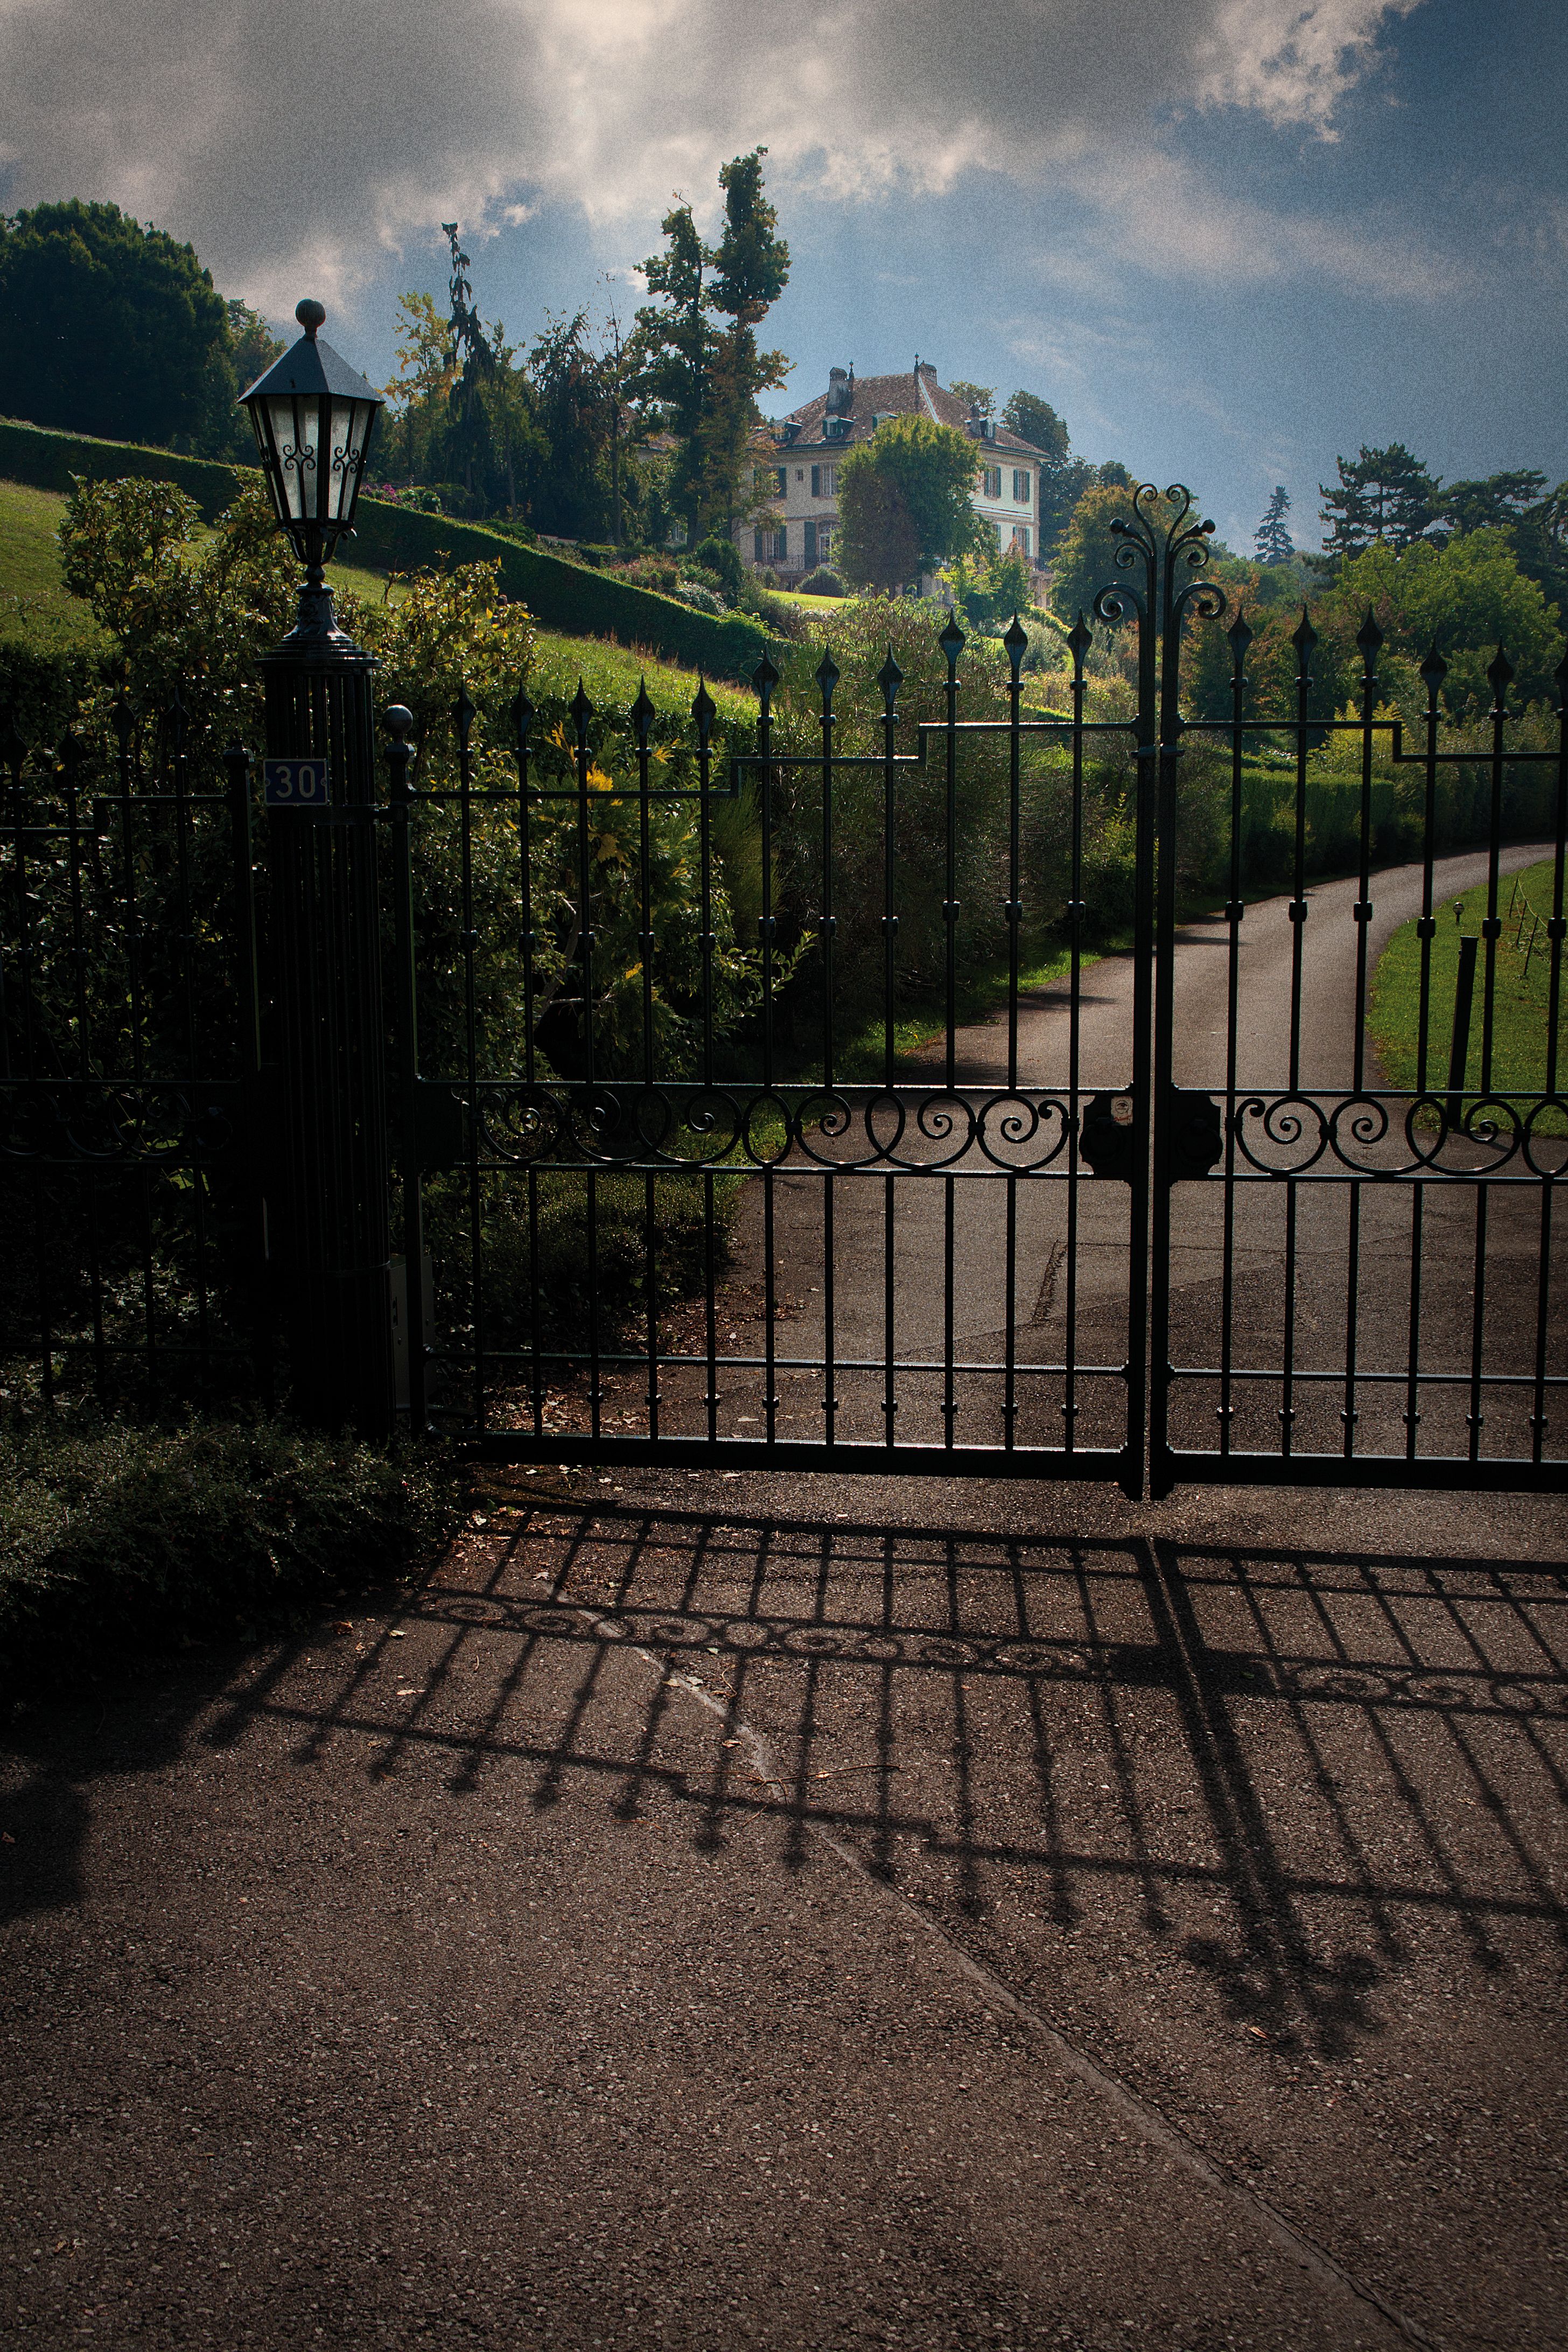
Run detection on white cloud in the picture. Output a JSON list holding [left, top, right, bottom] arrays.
[[0, 0, 1435, 314]]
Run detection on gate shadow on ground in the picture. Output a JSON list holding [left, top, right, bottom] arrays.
[[198, 1501, 1568, 2066]]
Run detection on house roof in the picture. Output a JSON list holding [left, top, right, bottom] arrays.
[[778, 368, 1045, 457]]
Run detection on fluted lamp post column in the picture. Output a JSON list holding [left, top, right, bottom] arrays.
[[239, 300, 395, 1436]]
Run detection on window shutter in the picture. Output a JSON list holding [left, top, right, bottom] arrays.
[[804, 520, 817, 566], [811, 465, 821, 498], [776, 468, 787, 498], [754, 529, 765, 562]]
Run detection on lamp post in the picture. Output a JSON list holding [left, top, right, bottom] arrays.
[[240, 301, 396, 1437]]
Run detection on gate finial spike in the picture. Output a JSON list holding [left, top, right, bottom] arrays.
[[1487, 642, 1515, 696], [1002, 613, 1028, 675], [1356, 606, 1383, 659], [1290, 606, 1318, 655], [569, 679, 594, 739], [814, 648, 840, 697], [509, 685, 535, 739], [631, 678, 656, 742], [1227, 611, 1252, 659], [454, 683, 475, 747], [691, 676, 716, 744], [1066, 611, 1093, 665], [1419, 638, 1448, 689], [1555, 640, 1568, 704], [937, 614, 965, 669], [877, 647, 902, 704]]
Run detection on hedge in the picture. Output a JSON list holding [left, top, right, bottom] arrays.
[[0, 415, 774, 682]]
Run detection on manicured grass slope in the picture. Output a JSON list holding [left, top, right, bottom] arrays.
[[0, 480, 759, 735], [1371, 857, 1566, 1128]]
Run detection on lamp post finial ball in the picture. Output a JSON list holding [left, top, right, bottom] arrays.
[[295, 297, 326, 337]]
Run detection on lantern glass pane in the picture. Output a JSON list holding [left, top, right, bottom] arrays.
[[268, 395, 319, 522], [326, 398, 363, 525]]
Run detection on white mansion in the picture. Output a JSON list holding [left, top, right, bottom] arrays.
[[738, 361, 1047, 585]]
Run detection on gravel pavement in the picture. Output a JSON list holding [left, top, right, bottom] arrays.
[[2, 1466, 1564, 2352]]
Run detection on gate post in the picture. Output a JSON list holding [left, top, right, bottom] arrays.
[[261, 634, 395, 1436], [239, 298, 394, 1436]]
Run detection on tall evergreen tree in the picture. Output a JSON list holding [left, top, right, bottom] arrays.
[[1253, 485, 1294, 565], [1319, 443, 1439, 557], [442, 223, 496, 500]]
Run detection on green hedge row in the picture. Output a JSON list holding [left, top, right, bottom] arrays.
[[0, 415, 774, 682]]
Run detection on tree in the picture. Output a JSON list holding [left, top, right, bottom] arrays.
[[1320, 527, 1563, 711], [1438, 470, 1547, 536], [226, 302, 284, 396], [382, 292, 459, 485], [1254, 485, 1294, 565], [1000, 391, 1068, 464], [528, 310, 613, 539], [0, 200, 233, 451], [838, 415, 983, 593], [442, 223, 497, 501], [1049, 481, 1204, 626], [949, 380, 995, 418], [634, 151, 789, 541], [1319, 443, 1439, 558]]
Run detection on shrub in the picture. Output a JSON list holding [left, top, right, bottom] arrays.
[[0, 1413, 461, 1695], [798, 567, 843, 598]]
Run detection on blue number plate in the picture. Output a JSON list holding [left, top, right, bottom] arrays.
[[262, 757, 331, 807]]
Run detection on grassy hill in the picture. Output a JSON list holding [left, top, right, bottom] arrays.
[[0, 477, 756, 734]]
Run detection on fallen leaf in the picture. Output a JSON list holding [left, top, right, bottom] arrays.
[[332, 1620, 354, 1634], [388, 1630, 406, 1641]]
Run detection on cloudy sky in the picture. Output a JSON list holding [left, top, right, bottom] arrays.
[[1, 0, 1562, 549]]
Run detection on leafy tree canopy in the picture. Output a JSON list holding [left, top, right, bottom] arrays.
[[999, 391, 1068, 464], [1047, 480, 1203, 626], [1320, 528, 1564, 711], [837, 415, 984, 592], [949, 380, 995, 418], [0, 201, 234, 453]]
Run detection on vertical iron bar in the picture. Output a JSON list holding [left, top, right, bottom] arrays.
[[386, 707, 426, 1435], [1218, 618, 1250, 1459]]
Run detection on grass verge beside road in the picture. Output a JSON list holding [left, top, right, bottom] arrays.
[[0, 1415, 461, 1701], [1371, 855, 1566, 1126]]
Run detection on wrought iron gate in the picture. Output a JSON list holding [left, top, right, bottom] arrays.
[[394, 487, 1566, 1496], [3, 485, 1563, 1495]]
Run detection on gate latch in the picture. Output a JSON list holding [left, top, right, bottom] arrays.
[[1163, 1089, 1224, 1181], [1080, 1088, 1138, 1182]]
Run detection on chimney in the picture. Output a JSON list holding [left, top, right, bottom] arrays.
[[918, 360, 937, 380], [825, 366, 850, 417]]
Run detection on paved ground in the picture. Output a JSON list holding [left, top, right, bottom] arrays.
[[2, 1466, 1565, 2351], [630, 844, 1562, 1464]]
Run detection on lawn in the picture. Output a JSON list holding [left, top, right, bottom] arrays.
[[0, 479, 760, 733], [1370, 856, 1566, 1128]]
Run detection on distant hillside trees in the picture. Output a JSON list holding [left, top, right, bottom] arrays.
[[0, 201, 268, 457]]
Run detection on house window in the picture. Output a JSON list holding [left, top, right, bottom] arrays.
[[979, 466, 1002, 499], [795, 468, 804, 481], [817, 523, 835, 559], [776, 467, 787, 498], [1012, 470, 1031, 504], [754, 527, 787, 563], [1011, 525, 1032, 557], [810, 463, 839, 499]]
